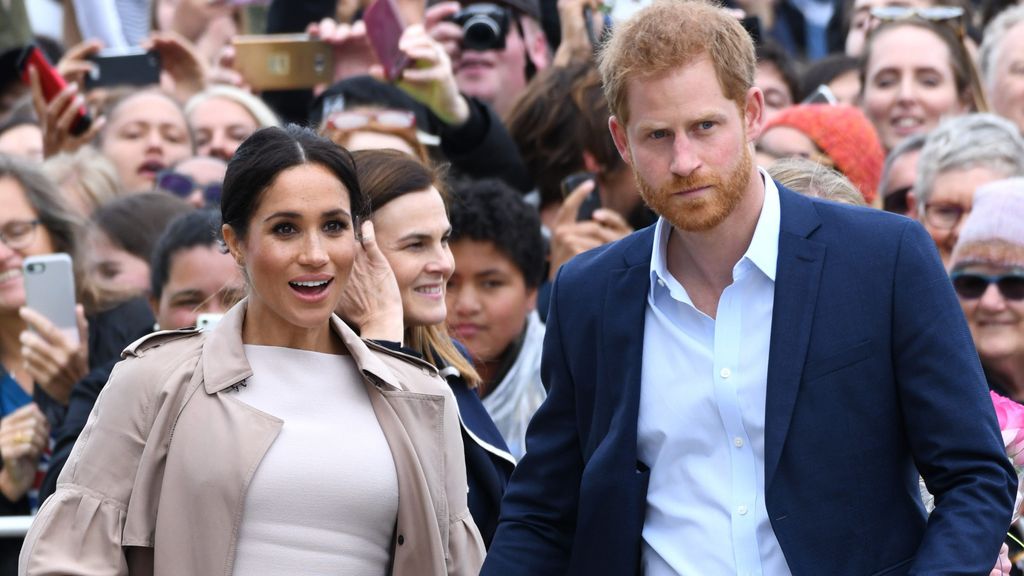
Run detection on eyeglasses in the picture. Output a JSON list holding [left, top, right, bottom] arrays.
[[155, 170, 222, 207], [328, 110, 417, 131], [0, 219, 41, 251], [923, 202, 968, 230], [951, 271, 1024, 301], [868, 5, 990, 113]]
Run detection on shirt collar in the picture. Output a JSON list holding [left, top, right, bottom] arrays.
[[649, 168, 781, 299]]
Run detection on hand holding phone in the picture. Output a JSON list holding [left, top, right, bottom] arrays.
[[561, 172, 602, 221], [18, 45, 92, 137], [21, 254, 89, 404]]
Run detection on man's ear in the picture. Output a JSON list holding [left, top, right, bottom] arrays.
[[609, 115, 632, 167], [745, 86, 766, 142], [221, 223, 244, 268], [521, 16, 551, 71]]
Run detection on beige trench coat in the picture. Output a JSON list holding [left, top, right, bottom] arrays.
[[19, 301, 485, 576]]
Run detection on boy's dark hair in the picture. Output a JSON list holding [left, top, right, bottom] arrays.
[[150, 209, 222, 301], [448, 178, 545, 289]]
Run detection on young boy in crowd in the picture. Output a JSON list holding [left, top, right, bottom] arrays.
[[446, 178, 546, 458]]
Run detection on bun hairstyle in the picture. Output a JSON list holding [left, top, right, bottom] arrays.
[[220, 124, 367, 240]]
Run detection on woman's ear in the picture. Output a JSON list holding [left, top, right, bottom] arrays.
[[221, 223, 244, 268]]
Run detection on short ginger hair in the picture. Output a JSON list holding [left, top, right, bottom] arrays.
[[597, 0, 756, 125]]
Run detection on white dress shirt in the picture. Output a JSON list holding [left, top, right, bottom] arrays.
[[638, 172, 792, 576]]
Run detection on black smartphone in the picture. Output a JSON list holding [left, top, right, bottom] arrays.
[[84, 49, 161, 90], [561, 172, 602, 222]]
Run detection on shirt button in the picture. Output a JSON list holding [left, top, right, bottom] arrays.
[[737, 505, 748, 515], [720, 367, 731, 379], [733, 437, 744, 448]]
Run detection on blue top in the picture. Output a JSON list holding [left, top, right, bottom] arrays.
[[1, 369, 31, 417]]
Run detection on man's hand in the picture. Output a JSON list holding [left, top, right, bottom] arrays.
[[553, 0, 605, 67], [990, 542, 1013, 576], [19, 305, 89, 406], [424, 2, 464, 63], [548, 179, 633, 280]]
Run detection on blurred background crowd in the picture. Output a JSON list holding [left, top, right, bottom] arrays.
[[4, 0, 1024, 571]]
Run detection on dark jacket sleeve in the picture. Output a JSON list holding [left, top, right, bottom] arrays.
[[438, 97, 534, 194]]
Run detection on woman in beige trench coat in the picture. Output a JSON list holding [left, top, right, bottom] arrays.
[[19, 125, 485, 576]]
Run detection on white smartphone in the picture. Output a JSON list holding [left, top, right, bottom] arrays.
[[23, 253, 79, 345]]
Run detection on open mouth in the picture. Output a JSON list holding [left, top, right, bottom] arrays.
[[288, 278, 332, 299], [138, 159, 166, 178]]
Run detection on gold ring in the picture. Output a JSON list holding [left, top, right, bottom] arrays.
[[14, 431, 27, 444]]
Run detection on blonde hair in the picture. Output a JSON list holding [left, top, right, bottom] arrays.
[[598, 0, 755, 125], [42, 147, 123, 215], [768, 157, 866, 206]]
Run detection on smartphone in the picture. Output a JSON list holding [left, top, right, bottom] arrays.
[[561, 172, 602, 222], [232, 34, 334, 90], [17, 45, 92, 136], [23, 254, 79, 346], [84, 49, 161, 90], [364, 0, 410, 82]]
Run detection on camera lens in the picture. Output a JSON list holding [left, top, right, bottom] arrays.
[[463, 15, 503, 51]]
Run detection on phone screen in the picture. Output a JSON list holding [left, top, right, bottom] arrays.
[[364, 0, 409, 81]]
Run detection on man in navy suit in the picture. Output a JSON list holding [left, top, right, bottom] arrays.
[[481, 2, 1017, 575]]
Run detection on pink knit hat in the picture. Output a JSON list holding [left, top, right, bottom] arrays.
[[951, 177, 1024, 269], [762, 104, 884, 205]]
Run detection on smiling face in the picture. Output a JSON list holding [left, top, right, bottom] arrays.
[[862, 26, 967, 151], [446, 239, 535, 363], [101, 92, 193, 192], [223, 163, 356, 345], [372, 188, 455, 328], [189, 96, 259, 161], [0, 176, 56, 315], [956, 262, 1024, 366], [609, 57, 763, 233]]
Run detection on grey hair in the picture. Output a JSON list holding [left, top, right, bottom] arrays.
[[768, 157, 867, 206], [914, 113, 1024, 215], [980, 5, 1024, 90], [879, 133, 927, 198]]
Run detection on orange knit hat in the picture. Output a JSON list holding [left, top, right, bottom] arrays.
[[762, 104, 884, 205]]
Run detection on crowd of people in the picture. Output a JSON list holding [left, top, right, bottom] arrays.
[[1, 0, 1024, 573]]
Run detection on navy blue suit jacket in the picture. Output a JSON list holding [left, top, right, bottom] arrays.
[[482, 186, 1017, 576]]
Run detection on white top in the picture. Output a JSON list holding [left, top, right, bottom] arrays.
[[232, 345, 399, 576], [638, 171, 793, 576], [481, 310, 546, 459]]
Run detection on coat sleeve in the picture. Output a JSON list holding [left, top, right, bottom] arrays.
[[481, 265, 583, 575], [19, 350, 178, 576], [891, 221, 1018, 574]]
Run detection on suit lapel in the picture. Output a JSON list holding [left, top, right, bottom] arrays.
[[599, 228, 655, 465], [764, 189, 825, 489]]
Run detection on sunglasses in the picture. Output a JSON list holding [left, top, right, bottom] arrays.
[[155, 170, 222, 206], [950, 271, 1024, 301], [328, 109, 417, 131]]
